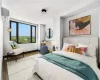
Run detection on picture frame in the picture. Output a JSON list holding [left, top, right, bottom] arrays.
[[69, 15, 91, 35]]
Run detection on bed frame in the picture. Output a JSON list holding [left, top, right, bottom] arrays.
[[63, 36, 99, 67]]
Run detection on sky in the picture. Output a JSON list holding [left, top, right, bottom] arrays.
[[11, 22, 35, 37]]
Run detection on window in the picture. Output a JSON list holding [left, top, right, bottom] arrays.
[[10, 20, 36, 44]]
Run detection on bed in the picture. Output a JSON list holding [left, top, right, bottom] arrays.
[[33, 36, 100, 80]]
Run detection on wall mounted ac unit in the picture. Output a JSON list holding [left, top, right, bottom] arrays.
[[1, 7, 9, 17]]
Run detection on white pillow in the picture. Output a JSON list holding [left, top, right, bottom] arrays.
[[78, 43, 96, 57], [86, 44, 96, 57], [62, 43, 76, 51], [78, 43, 87, 47]]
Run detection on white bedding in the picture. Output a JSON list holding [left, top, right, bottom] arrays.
[[33, 51, 100, 80]]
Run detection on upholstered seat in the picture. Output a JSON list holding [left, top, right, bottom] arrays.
[[12, 48, 24, 55], [4, 41, 24, 56], [40, 45, 49, 55]]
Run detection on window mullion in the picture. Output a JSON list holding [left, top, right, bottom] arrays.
[[31, 25, 32, 43], [35, 26, 36, 43], [16, 22, 19, 43], [10, 21, 11, 40]]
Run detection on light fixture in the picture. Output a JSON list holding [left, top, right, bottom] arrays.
[[7, 28, 12, 32], [41, 9, 47, 14]]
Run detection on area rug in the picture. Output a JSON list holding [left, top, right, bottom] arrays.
[[7, 54, 42, 80]]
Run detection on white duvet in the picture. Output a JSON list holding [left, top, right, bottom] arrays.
[[33, 51, 100, 80]]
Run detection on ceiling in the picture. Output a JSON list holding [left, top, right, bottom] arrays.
[[2, 0, 99, 23]]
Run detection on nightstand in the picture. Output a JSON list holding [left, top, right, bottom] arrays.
[[49, 50, 55, 53]]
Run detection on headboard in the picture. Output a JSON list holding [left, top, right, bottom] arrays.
[[63, 36, 99, 65], [63, 36, 98, 49]]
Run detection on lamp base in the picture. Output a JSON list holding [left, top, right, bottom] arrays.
[[52, 46, 55, 51]]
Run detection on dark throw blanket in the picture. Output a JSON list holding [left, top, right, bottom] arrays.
[[42, 53, 98, 80]]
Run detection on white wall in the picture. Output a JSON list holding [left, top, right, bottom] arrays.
[[2, 1, 55, 54], [0, 0, 3, 79], [52, 17, 65, 50], [52, 7, 100, 58], [3, 18, 38, 55], [62, 7, 100, 62], [53, 16, 61, 49], [3, 15, 54, 55], [63, 7, 100, 37], [37, 24, 46, 50], [99, 9, 100, 62], [60, 17, 64, 49], [45, 19, 54, 41], [3, 18, 10, 56]]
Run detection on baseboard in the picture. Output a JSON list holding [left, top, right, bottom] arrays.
[[38, 50, 40, 52], [23, 49, 38, 54], [3, 55, 8, 59]]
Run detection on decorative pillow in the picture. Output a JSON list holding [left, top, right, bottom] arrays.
[[67, 45, 75, 50], [65, 45, 75, 51], [74, 48, 83, 54], [62, 43, 76, 51], [80, 47, 87, 53], [78, 43, 96, 57], [66, 47, 82, 55], [86, 44, 96, 57], [78, 43, 87, 47], [9, 41, 17, 49]]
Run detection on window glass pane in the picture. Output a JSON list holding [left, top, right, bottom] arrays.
[[32, 26, 36, 43], [19, 23, 30, 43], [11, 22, 17, 42]]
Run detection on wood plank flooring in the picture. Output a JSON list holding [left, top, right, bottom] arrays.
[[2, 60, 9, 80]]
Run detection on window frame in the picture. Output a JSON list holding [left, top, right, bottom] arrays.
[[10, 20, 36, 44]]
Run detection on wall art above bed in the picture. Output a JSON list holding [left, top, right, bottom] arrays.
[[69, 15, 91, 35]]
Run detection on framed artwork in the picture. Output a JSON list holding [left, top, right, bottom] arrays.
[[69, 15, 91, 35]]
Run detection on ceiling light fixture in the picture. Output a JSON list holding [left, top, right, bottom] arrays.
[[41, 9, 47, 14]]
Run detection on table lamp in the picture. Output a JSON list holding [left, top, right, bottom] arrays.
[[52, 41, 57, 51]]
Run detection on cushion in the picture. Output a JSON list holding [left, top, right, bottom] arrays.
[[66, 47, 82, 55], [12, 48, 24, 55], [78, 43, 96, 57], [86, 44, 96, 57], [78, 43, 87, 47], [64, 45, 75, 52], [62, 43, 76, 51], [9, 41, 17, 49], [74, 48, 83, 54], [80, 47, 87, 53]]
